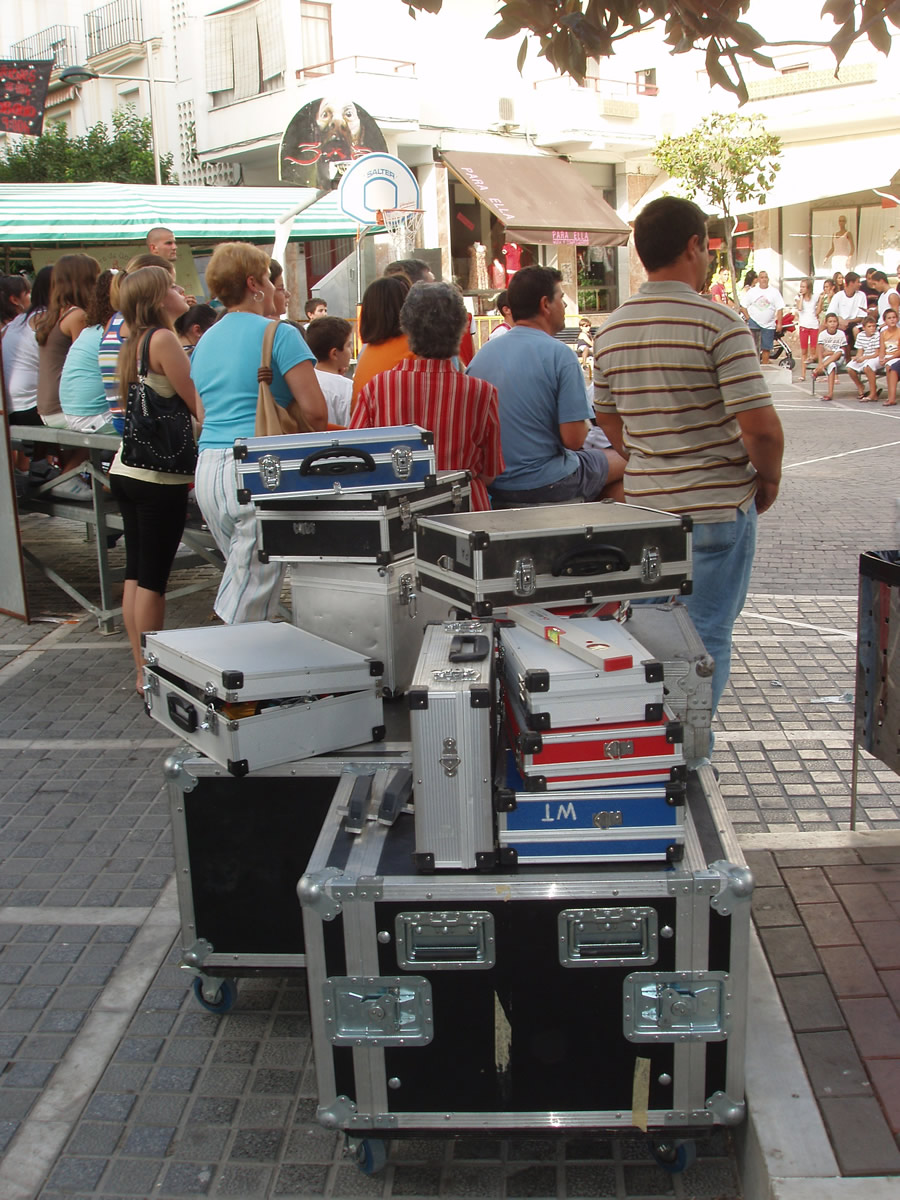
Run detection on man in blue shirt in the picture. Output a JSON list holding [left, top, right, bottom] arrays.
[[468, 267, 624, 507]]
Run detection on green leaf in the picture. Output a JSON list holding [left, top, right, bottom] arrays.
[[486, 18, 523, 40], [821, 0, 854, 20], [866, 16, 892, 53], [516, 34, 529, 72]]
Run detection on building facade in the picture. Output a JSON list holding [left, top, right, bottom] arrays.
[[1, 0, 898, 317]]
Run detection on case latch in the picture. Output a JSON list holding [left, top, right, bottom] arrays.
[[398, 573, 417, 619], [398, 497, 412, 530], [451, 482, 463, 510], [640, 546, 661, 583], [603, 739, 634, 759], [592, 810, 623, 828], [391, 445, 414, 479], [439, 736, 460, 776], [623, 971, 731, 1041], [514, 556, 536, 596], [259, 453, 282, 491], [322, 976, 433, 1046]]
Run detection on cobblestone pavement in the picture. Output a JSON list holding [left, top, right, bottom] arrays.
[[0, 367, 897, 1198]]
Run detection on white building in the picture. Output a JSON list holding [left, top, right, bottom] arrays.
[[1, 0, 898, 317]]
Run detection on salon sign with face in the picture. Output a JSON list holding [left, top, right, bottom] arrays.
[[279, 98, 388, 189]]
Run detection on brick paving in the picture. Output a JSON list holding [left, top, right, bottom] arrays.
[[750, 845, 900, 1176], [0, 368, 897, 1196]]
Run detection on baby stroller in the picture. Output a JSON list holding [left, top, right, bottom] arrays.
[[768, 314, 796, 370]]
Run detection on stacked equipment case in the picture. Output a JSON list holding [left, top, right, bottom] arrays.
[[299, 764, 751, 1160]]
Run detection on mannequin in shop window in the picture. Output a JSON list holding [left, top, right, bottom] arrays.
[[502, 242, 522, 276], [467, 243, 489, 291]]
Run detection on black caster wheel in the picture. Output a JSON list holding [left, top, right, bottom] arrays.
[[650, 1137, 697, 1173], [354, 1137, 388, 1175], [192, 975, 238, 1013]]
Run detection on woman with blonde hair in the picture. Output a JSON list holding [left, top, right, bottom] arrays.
[[190, 241, 327, 623], [108, 266, 199, 695]]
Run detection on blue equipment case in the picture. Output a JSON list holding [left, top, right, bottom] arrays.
[[495, 751, 685, 865], [233, 426, 436, 503]]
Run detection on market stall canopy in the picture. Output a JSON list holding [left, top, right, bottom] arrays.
[[0, 182, 368, 244], [442, 150, 630, 248]]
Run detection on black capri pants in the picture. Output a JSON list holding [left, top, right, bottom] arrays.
[[109, 474, 190, 595]]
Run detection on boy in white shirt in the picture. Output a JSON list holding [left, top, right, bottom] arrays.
[[847, 315, 881, 402], [305, 316, 353, 427], [812, 313, 848, 401]]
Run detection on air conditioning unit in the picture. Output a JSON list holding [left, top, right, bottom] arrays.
[[498, 97, 516, 125]]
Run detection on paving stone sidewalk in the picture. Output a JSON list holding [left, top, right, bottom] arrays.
[[0, 368, 897, 1197]]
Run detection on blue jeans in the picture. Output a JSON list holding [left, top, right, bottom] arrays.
[[682, 506, 757, 720]]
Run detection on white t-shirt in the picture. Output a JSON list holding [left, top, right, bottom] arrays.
[[797, 296, 818, 330], [314, 367, 352, 427], [877, 289, 899, 326], [488, 322, 511, 341], [826, 289, 867, 323], [1, 311, 39, 412], [744, 285, 784, 329], [819, 328, 847, 358]]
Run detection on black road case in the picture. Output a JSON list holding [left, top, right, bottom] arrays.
[[414, 501, 692, 616], [299, 763, 750, 1147], [166, 743, 412, 1012]]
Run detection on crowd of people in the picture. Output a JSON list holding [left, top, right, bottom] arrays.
[[706, 262, 900, 403], [19, 217, 900, 737]]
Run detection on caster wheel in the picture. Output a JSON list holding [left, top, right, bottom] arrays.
[[192, 975, 237, 1013], [355, 1137, 388, 1175], [651, 1138, 697, 1173], [779, 357, 794, 371]]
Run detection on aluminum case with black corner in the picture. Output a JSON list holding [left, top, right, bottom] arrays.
[[619, 602, 714, 764], [502, 689, 686, 787], [494, 750, 685, 865], [498, 621, 665, 729], [142, 622, 384, 775], [408, 620, 497, 871], [256, 470, 470, 565], [298, 763, 751, 1140], [413, 502, 692, 617], [289, 556, 455, 699], [233, 425, 436, 503], [166, 745, 413, 993]]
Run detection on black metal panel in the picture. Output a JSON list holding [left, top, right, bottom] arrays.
[[182, 774, 337, 955], [375, 897, 677, 1114], [258, 514, 392, 561]]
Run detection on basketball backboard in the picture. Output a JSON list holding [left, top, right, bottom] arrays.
[[337, 153, 420, 226]]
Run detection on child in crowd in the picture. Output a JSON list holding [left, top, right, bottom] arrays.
[[847, 315, 881, 402], [795, 277, 818, 381], [576, 317, 594, 370], [303, 297, 327, 326], [304, 316, 353, 427], [812, 313, 847, 400], [880, 308, 900, 407]]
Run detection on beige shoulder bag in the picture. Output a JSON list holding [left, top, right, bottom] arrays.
[[255, 320, 312, 437]]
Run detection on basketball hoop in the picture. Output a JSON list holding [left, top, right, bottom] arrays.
[[377, 206, 425, 259]]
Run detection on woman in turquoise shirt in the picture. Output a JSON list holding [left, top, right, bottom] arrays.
[[190, 242, 327, 624]]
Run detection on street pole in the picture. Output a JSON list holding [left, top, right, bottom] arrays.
[[145, 48, 162, 186]]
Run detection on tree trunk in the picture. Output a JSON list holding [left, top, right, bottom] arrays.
[[723, 211, 740, 307]]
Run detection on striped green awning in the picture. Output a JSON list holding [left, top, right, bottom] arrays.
[[0, 182, 369, 244]]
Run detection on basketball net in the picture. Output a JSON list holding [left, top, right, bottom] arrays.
[[376, 207, 424, 259]]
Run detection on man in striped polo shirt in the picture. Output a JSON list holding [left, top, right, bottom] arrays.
[[593, 196, 784, 731]]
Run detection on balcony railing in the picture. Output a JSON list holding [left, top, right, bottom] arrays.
[[85, 0, 144, 59], [295, 56, 416, 83], [533, 73, 657, 98], [10, 25, 78, 71]]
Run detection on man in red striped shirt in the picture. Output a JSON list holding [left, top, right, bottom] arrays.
[[350, 282, 503, 510]]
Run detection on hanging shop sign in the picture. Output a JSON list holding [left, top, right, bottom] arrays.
[[0, 59, 53, 136], [279, 98, 387, 190]]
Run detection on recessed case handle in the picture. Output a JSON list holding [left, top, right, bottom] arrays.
[[552, 543, 630, 577], [299, 446, 376, 476]]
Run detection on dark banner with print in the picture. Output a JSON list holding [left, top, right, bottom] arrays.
[[0, 60, 54, 136]]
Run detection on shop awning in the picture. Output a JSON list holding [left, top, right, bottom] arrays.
[[442, 150, 630, 248], [632, 135, 899, 217], [0, 182, 368, 244]]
